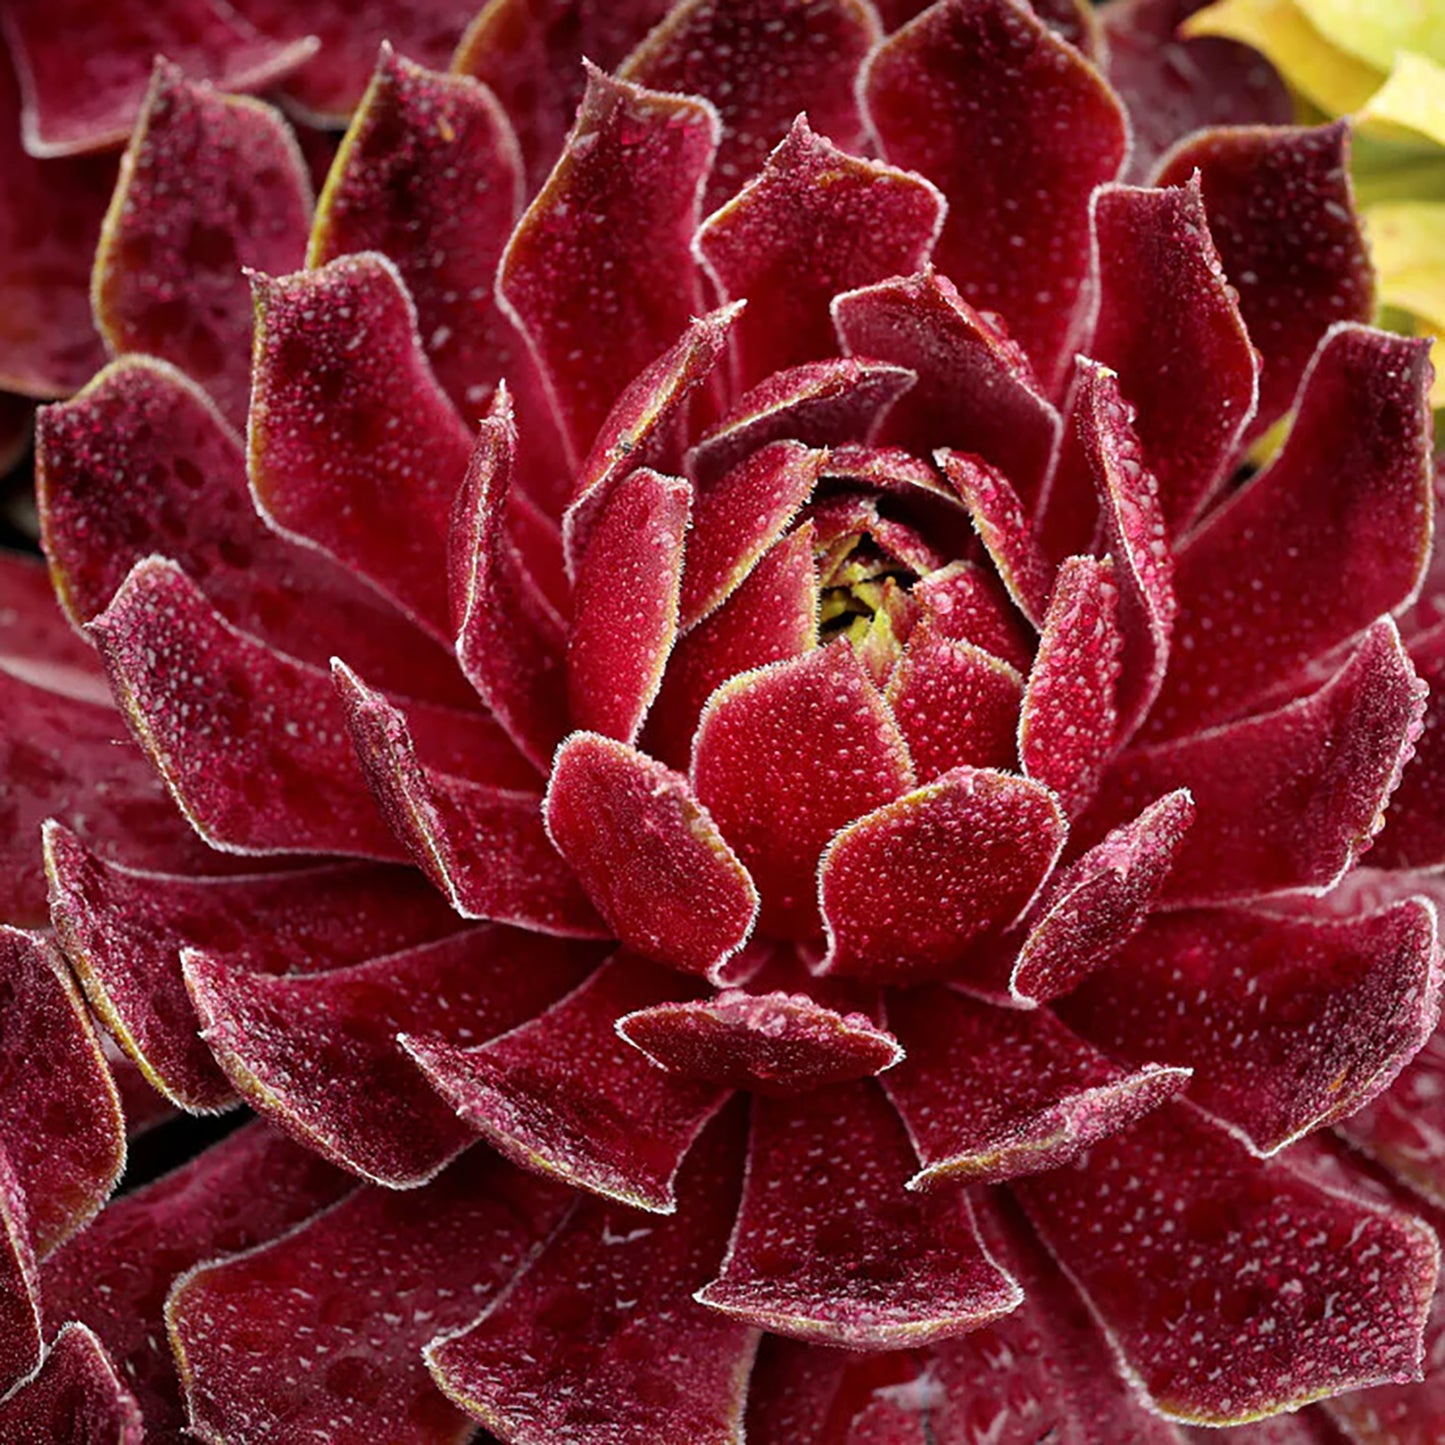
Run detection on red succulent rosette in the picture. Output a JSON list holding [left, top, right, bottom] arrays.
[[0, 2, 1441, 1442]]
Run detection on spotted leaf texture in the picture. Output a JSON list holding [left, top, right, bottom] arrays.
[[168, 1150, 570, 1443], [1061, 901, 1442, 1155], [498, 66, 717, 464], [404, 954, 728, 1213], [1016, 1103, 1440, 1424], [696, 116, 942, 390], [427, 1103, 757, 1445], [692, 642, 914, 939], [547, 733, 756, 980], [697, 1080, 1022, 1346], [882, 986, 1189, 1188], [821, 767, 1065, 983], [863, 0, 1128, 391], [1155, 121, 1375, 442], [92, 63, 312, 431], [309, 46, 524, 420]]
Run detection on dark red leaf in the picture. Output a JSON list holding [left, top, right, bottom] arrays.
[[0, 1323, 142, 1444], [1089, 621, 1426, 904], [38, 354, 477, 706], [497, 65, 716, 465], [45, 821, 466, 1112], [92, 63, 311, 431], [1014, 1103, 1440, 1423], [0, 0, 314, 156], [404, 953, 728, 1213], [621, 0, 878, 211], [819, 767, 1065, 985], [1149, 326, 1434, 740], [697, 1081, 1021, 1345], [1086, 178, 1258, 532], [167, 1150, 569, 1443], [863, 0, 1127, 392], [310, 46, 525, 421], [691, 641, 914, 938], [568, 469, 690, 742], [42, 1122, 351, 1432], [546, 733, 757, 981], [883, 986, 1187, 1187], [834, 270, 1060, 509], [428, 1103, 756, 1444], [1154, 122, 1374, 442], [696, 115, 942, 389], [249, 254, 474, 637]]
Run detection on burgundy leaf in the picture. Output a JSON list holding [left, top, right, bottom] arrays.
[[863, 0, 1128, 392], [1086, 178, 1258, 532], [90, 560, 407, 859], [1149, 326, 1434, 740], [1014, 1102, 1440, 1424], [563, 304, 741, 567], [451, 0, 674, 188], [42, 1123, 351, 1433], [621, 0, 878, 212], [0, 648, 223, 923], [785, 1192, 1189, 1445], [0, 1146, 44, 1391], [1155, 122, 1374, 442], [1051, 359, 1173, 739], [937, 450, 1053, 627], [1089, 621, 1425, 905], [568, 468, 690, 742], [428, 1102, 756, 1445], [644, 527, 818, 771], [249, 253, 474, 637], [1062, 901, 1442, 1155], [686, 359, 914, 486], [45, 822, 466, 1112], [92, 62, 311, 431], [0, 550, 100, 678], [1376, 621, 1445, 869], [167, 1151, 569, 1443], [883, 986, 1188, 1188], [691, 641, 914, 938], [834, 270, 1060, 508], [0, 928, 123, 1256], [184, 928, 600, 1186], [1321, 1238, 1445, 1445], [618, 989, 901, 1097], [1339, 1029, 1445, 1213], [820, 767, 1065, 984], [1005, 789, 1196, 1004], [38, 354, 477, 706], [696, 115, 942, 389], [681, 442, 825, 628], [1020, 555, 1122, 815], [0, 0, 314, 156], [744, 1336, 935, 1445], [310, 45, 525, 420], [912, 560, 1034, 671], [1102, 0, 1291, 183], [0, 1323, 142, 1444], [697, 1080, 1021, 1345], [0, 62, 110, 396], [232, 0, 481, 122], [404, 953, 727, 1213], [497, 65, 716, 465], [546, 733, 757, 981], [335, 664, 603, 934], [884, 620, 1024, 781], [449, 389, 567, 770]]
